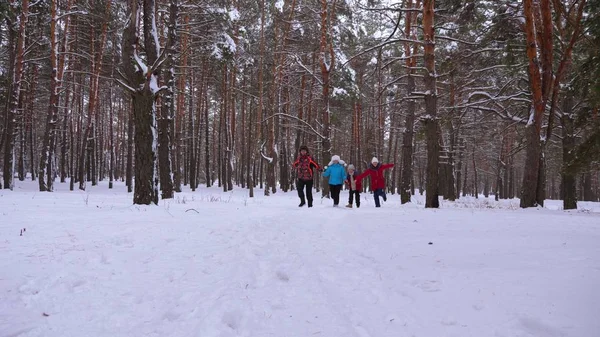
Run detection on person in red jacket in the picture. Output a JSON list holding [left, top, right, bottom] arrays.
[[344, 164, 362, 208], [292, 145, 320, 207], [356, 157, 394, 207]]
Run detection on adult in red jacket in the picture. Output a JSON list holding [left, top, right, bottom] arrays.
[[292, 145, 320, 207], [356, 157, 394, 207]]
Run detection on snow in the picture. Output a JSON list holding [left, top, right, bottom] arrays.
[[150, 13, 161, 58], [332, 87, 348, 97], [149, 74, 159, 95], [527, 106, 535, 127], [134, 52, 148, 75], [275, 0, 284, 11], [228, 8, 240, 21], [1, 181, 599, 337]]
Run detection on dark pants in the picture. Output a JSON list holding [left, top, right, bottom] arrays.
[[330, 184, 342, 205], [348, 190, 361, 207], [297, 179, 313, 206], [373, 188, 387, 207]]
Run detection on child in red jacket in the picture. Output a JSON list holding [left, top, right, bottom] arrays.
[[356, 157, 394, 207], [344, 164, 362, 208]]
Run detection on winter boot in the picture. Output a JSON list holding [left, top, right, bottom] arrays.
[[346, 204, 352, 208]]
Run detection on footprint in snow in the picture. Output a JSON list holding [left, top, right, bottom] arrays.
[[354, 325, 372, 337], [222, 310, 242, 330], [410, 279, 441, 292], [276, 270, 290, 282]]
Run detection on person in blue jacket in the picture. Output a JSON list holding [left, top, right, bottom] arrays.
[[323, 155, 347, 207]]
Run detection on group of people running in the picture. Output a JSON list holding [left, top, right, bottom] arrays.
[[292, 145, 394, 208]]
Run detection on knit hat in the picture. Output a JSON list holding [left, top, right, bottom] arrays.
[[347, 164, 355, 170], [331, 155, 341, 162], [371, 157, 379, 164]]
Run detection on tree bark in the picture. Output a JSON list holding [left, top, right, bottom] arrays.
[[423, 0, 439, 208], [319, 0, 335, 198], [400, 1, 418, 203], [3, 0, 29, 190], [520, 0, 552, 208], [157, 0, 178, 199]]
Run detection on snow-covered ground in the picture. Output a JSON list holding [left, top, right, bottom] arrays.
[[1, 181, 599, 337]]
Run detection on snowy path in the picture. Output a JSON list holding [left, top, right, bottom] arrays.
[[1, 182, 599, 337]]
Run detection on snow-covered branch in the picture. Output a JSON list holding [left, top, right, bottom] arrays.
[[114, 78, 137, 94], [435, 35, 478, 46], [292, 55, 323, 86], [57, 11, 88, 20], [343, 38, 425, 67]]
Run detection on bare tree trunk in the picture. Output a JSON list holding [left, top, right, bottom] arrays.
[[319, 0, 335, 198], [4, 0, 29, 190], [108, 77, 115, 189], [188, 71, 196, 192], [462, 143, 468, 197], [205, 83, 211, 188], [77, 0, 110, 191], [472, 146, 478, 199], [423, 0, 439, 208], [456, 138, 464, 198], [157, 0, 178, 199], [400, 75, 416, 204], [126, 104, 134, 193], [520, 0, 552, 208], [561, 93, 577, 209], [60, 75, 73, 184], [17, 76, 26, 181], [25, 66, 38, 182]]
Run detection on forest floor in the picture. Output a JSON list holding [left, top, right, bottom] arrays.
[[1, 181, 599, 337]]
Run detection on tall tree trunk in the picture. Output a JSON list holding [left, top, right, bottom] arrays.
[[77, 0, 110, 191], [60, 75, 73, 184], [188, 71, 196, 192], [39, 0, 75, 191], [423, 0, 439, 208], [561, 94, 577, 209], [205, 81, 211, 188], [126, 104, 134, 193], [108, 76, 115, 189], [319, 0, 335, 198], [520, 0, 552, 208], [4, 0, 29, 190], [17, 76, 25, 181], [455, 137, 464, 199], [121, 0, 161, 204], [472, 147, 478, 198], [157, 0, 177, 198]]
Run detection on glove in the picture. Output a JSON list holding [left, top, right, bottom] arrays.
[[324, 166, 328, 170]]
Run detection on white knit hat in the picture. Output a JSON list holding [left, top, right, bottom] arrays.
[[371, 157, 379, 163], [331, 155, 341, 162]]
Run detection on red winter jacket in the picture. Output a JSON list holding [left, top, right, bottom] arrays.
[[356, 163, 394, 191]]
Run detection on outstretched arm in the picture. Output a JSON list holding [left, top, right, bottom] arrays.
[[355, 170, 369, 181], [381, 163, 395, 170]]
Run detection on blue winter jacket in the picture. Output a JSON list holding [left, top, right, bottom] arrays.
[[323, 163, 347, 185]]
